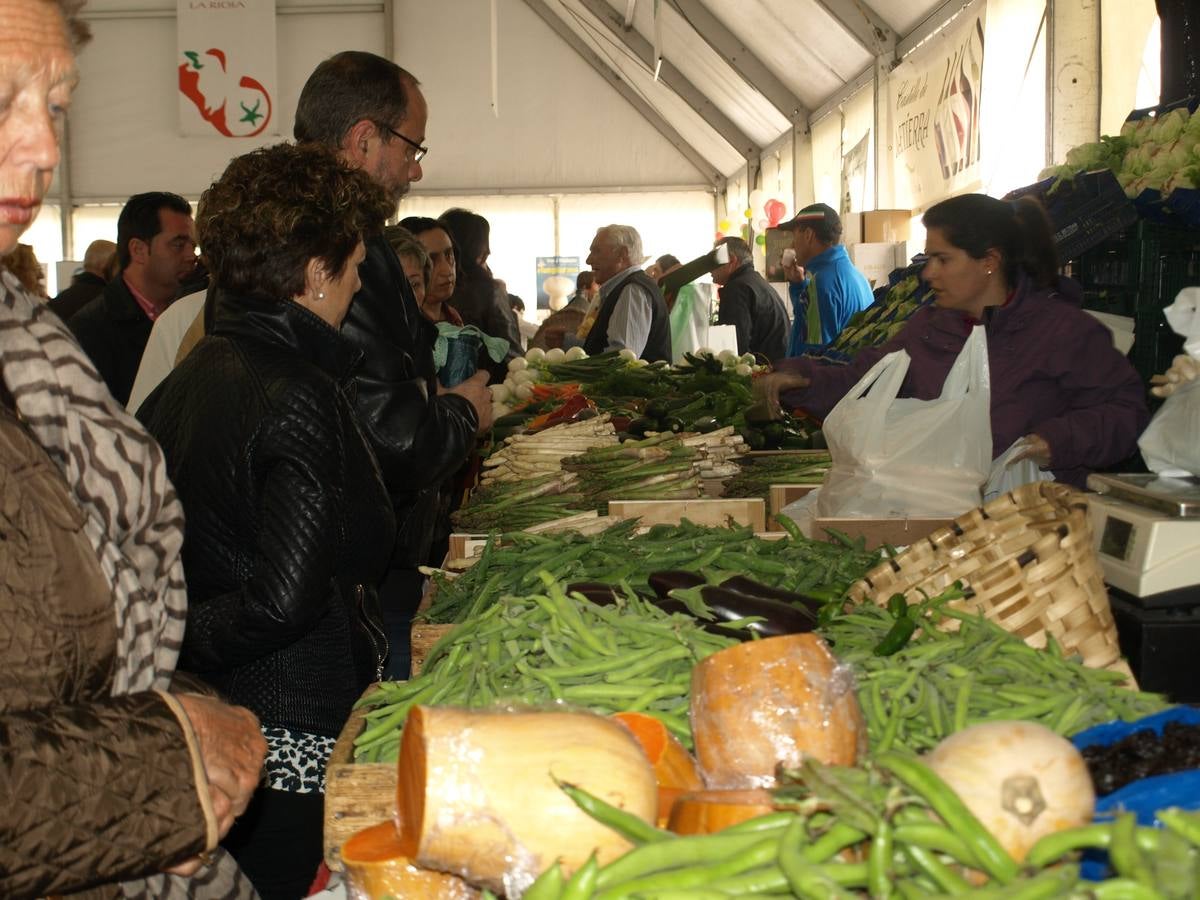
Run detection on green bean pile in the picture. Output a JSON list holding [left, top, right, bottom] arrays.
[[421, 519, 883, 624], [503, 758, 1200, 898], [352, 577, 737, 762], [819, 591, 1168, 751], [720, 453, 832, 502]]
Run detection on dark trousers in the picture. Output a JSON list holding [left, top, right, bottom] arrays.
[[223, 787, 323, 900], [379, 566, 425, 681]]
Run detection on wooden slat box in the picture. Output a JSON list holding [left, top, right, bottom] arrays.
[[607, 497, 766, 532], [323, 700, 395, 872]]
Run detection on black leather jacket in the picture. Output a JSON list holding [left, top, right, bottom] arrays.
[[340, 236, 479, 567], [137, 290, 395, 737]]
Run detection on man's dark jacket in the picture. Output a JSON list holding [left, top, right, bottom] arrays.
[[48, 271, 106, 322], [340, 236, 479, 567], [66, 276, 152, 406], [717, 263, 789, 363], [137, 290, 396, 737]]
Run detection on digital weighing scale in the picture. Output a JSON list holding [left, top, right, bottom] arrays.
[[1085, 473, 1200, 702]]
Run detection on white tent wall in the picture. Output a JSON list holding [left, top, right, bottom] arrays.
[[1100, 0, 1160, 136], [393, 0, 718, 192], [22, 0, 1166, 298]]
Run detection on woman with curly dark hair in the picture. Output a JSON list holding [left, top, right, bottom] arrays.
[[137, 142, 397, 898]]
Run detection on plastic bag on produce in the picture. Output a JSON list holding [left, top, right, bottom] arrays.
[[983, 438, 1055, 503], [816, 325, 991, 518], [1139, 288, 1200, 476]]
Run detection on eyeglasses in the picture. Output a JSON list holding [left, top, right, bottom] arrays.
[[380, 124, 428, 162]]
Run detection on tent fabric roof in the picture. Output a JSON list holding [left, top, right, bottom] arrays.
[[533, 0, 955, 182]]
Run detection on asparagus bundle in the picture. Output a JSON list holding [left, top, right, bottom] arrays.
[[722, 452, 832, 501], [481, 415, 618, 485], [451, 472, 589, 532], [564, 433, 702, 508]]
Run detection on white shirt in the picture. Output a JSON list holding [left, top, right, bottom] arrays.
[[125, 290, 205, 413], [599, 264, 655, 357]]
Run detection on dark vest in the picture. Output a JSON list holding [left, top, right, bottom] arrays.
[[583, 269, 672, 362]]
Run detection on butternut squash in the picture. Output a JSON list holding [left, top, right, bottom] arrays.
[[612, 711, 703, 827], [397, 705, 657, 894], [340, 821, 479, 900], [667, 789, 777, 835], [689, 633, 865, 788]]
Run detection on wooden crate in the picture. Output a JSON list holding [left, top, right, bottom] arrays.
[[323, 702, 397, 871], [768, 484, 819, 522], [410, 622, 456, 676], [813, 517, 953, 550], [607, 498, 766, 532]]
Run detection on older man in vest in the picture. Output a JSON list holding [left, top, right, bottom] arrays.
[[582, 224, 672, 362]]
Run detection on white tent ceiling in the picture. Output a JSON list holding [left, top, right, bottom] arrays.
[[64, 0, 963, 202]]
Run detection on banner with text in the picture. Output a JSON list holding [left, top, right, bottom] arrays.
[[177, 0, 276, 137], [889, 0, 987, 210]]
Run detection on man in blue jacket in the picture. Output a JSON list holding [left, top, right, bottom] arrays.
[[778, 203, 874, 355]]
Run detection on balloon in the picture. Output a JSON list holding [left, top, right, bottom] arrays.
[[740, 224, 751, 239], [715, 231, 725, 241], [743, 207, 753, 219], [718, 218, 733, 232], [756, 218, 769, 231], [748, 189, 766, 215], [755, 234, 767, 246], [764, 198, 787, 227]]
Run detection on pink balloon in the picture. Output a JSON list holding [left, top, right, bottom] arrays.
[[765, 198, 787, 227]]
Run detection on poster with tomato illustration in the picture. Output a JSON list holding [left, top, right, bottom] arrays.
[[177, 0, 276, 137]]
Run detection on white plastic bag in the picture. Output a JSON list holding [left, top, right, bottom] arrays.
[[816, 325, 992, 518], [983, 438, 1055, 503], [1139, 288, 1200, 477]]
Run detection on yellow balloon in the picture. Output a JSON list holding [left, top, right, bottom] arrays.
[[744, 207, 753, 218], [718, 219, 733, 232]]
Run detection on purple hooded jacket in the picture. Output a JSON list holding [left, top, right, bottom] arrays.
[[775, 276, 1149, 487]]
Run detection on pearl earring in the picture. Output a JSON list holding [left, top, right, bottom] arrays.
[[317, 291, 325, 300]]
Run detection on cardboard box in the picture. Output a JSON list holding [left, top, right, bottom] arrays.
[[848, 242, 904, 289], [769, 484, 820, 522], [814, 517, 952, 550], [841, 212, 863, 245], [863, 210, 912, 243]]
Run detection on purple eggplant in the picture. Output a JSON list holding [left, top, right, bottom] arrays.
[[717, 575, 827, 617], [697, 586, 817, 636], [651, 598, 750, 640], [564, 582, 624, 606], [648, 570, 706, 599]]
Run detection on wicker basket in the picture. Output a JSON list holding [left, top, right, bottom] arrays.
[[846, 482, 1124, 671]]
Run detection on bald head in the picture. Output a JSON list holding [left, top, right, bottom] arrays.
[[82, 239, 116, 276]]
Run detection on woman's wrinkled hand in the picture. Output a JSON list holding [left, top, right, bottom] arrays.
[[755, 372, 811, 419], [175, 693, 266, 838], [1150, 354, 1200, 398]]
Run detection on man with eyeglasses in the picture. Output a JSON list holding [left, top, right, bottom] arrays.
[[293, 52, 492, 681]]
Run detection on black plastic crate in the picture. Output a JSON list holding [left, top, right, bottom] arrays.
[[1128, 305, 1186, 385], [1006, 170, 1139, 261], [1068, 220, 1200, 313]]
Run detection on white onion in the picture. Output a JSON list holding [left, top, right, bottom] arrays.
[[513, 382, 534, 400], [925, 721, 1095, 863], [545, 347, 567, 363], [508, 356, 529, 372], [565, 346, 588, 361], [489, 383, 511, 402], [617, 348, 637, 362], [525, 347, 547, 363]]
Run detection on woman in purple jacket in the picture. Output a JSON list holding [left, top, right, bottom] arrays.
[[763, 194, 1149, 488]]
